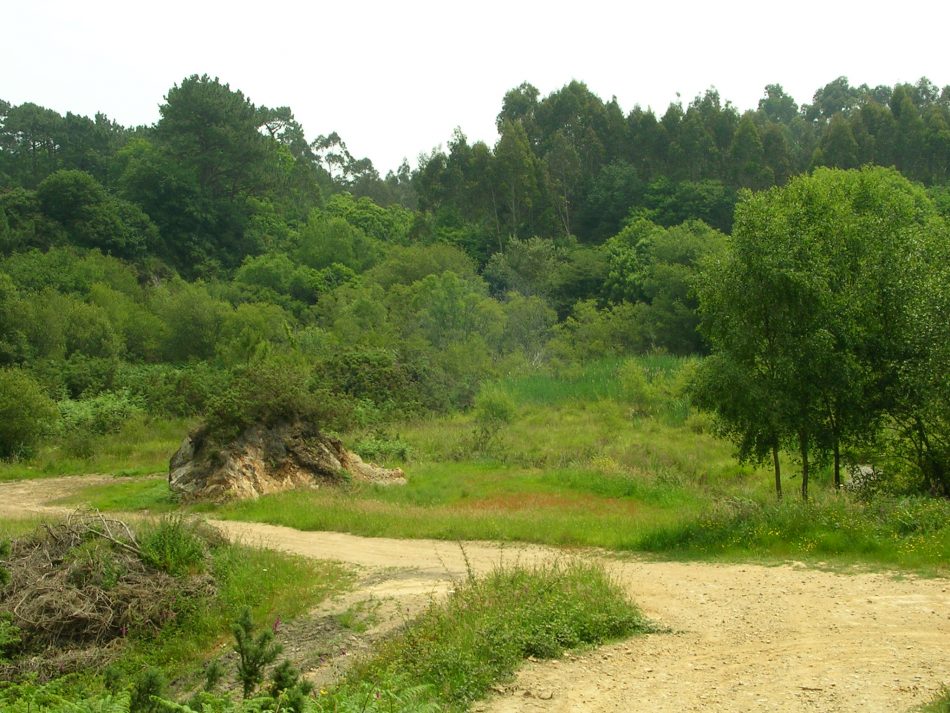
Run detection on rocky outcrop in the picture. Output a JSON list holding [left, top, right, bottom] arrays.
[[169, 421, 405, 502]]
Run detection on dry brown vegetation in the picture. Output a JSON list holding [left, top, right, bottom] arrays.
[[0, 512, 215, 679]]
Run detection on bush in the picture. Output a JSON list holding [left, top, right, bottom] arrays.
[[353, 430, 411, 463], [59, 354, 120, 398], [0, 612, 20, 662], [114, 362, 227, 417], [318, 348, 423, 412], [617, 359, 655, 416], [138, 516, 209, 576], [0, 367, 57, 458], [58, 391, 144, 436], [130, 667, 166, 713], [232, 607, 282, 698], [472, 385, 516, 447], [204, 352, 336, 443]]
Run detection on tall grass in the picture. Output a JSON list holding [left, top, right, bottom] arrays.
[[327, 559, 648, 711], [0, 416, 192, 481], [640, 493, 950, 570], [0, 516, 50, 540], [31, 357, 950, 572], [498, 358, 625, 405], [118, 536, 353, 680]]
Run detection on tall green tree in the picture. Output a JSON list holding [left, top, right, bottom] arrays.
[[0, 102, 64, 187], [493, 120, 540, 239], [696, 167, 949, 498], [817, 114, 859, 169], [37, 169, 157, 258], [0, 367, 57, 458], [729, 113, 771, 188], [121, 75, 283, 273], [605, 218, 726, 355]]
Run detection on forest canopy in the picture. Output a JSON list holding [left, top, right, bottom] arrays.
[[1, 74, 949, 496]]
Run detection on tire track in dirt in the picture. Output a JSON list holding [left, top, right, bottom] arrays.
[[3, 475, 948, 712]]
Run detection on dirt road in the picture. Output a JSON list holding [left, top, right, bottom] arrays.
[[3, 475, 948, 712]]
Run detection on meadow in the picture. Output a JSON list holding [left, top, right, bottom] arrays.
[[44, 356, 950, 574], [3, 356, 949, 711]]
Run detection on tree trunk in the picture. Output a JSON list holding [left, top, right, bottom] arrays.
[[799, 432, 809, 501], [772, 442, 782, 500], [489, 186, 502, 252], [562, 190, 571, 236], [833, 439, 841, 490]]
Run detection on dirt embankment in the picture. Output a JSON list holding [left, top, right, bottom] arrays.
[[2, 475, 948, 712]]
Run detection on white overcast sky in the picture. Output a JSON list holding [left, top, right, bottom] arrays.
[[3, 0, 948, 174]]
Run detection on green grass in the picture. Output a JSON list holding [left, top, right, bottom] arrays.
[[107, 520, 354, 685], [0, 516, 52, 540], [65, 465, 950, 572], [920, 687, 950, 713], [55, 473, 177, 512], [1, 516, 354, 696], [0, 560, 644, 713], [639, 493, 950, 572], [0, 417, 191, 482], [75, 460, 703, 550], [324, 559, 649, 711], [127, 540, 352, 679], [27, 357, 950, 573], [498, 358, 626, 405]]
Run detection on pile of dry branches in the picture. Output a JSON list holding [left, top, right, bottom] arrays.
[[0, 512, 214, 656]]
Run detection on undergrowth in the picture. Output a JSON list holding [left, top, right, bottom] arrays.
[[0, 516, 352, 708], [328, 558, 648, 711], [639, 494, 950, 570], [0, 416, 192, 481], [19, 356, 950, 572], [0, 559, 644, 713]]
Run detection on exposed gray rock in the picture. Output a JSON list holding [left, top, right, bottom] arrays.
[[169, 421, 405, 502]]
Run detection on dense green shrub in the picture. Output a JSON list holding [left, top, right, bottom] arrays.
[[204, 352, 337, 442], [318, 347, 423, 412], [138, 516, 209, 576], [59, 354, 120, 398], [472, 385, 516, 447], [0, 367, 58, 458], [58, 391, 144, 437], [114, 362, 227, 417], [352, 430, 411, 463], [129, 667, 166, 713], [0, 613, 20, 663], [0, 246, 140, 297]]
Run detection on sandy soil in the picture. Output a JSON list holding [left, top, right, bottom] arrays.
[[0, 473, 117, 518], [2, 475, 948, 712]]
